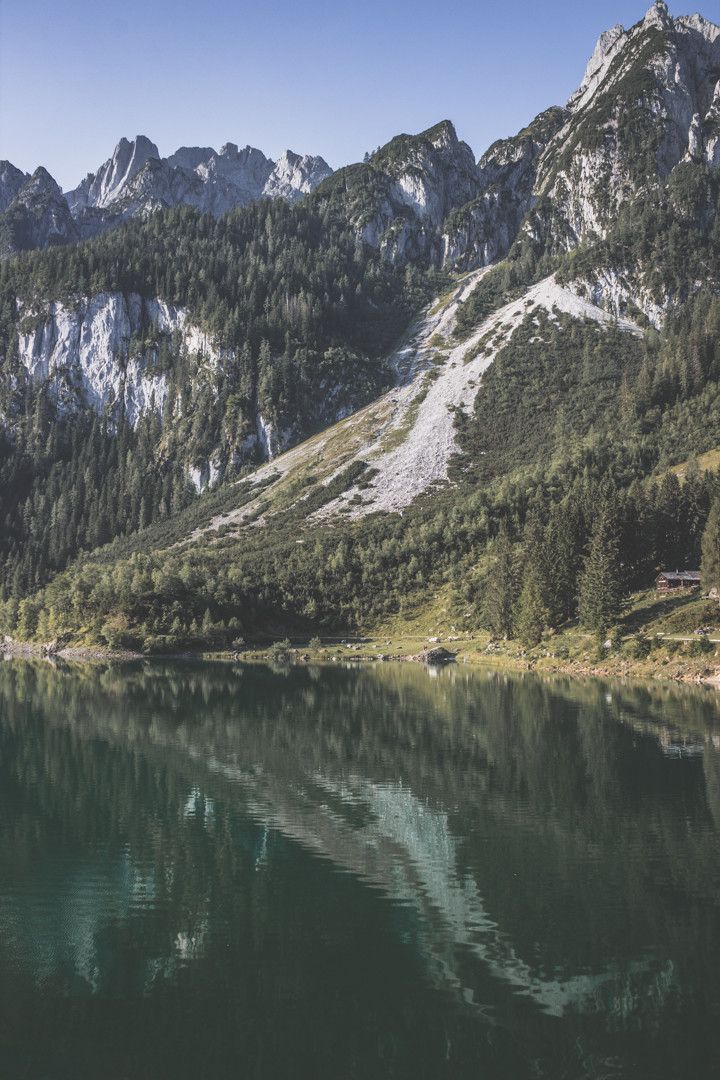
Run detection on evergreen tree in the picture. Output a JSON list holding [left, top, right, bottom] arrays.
[[578, 505, 624, 638], [514, 570, 549, 647], [701, 499, 720, 594], [544, 501, 584, 626], [514, 514, 550, 645], [482, 524, 517, 639]]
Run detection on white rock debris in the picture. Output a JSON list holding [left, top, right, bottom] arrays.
[[194, 270, 640, 539], [318, 275, 639, 519]]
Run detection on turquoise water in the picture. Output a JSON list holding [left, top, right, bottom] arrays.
[[0, 659, 719, 1078]]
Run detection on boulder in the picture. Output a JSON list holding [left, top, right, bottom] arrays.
[[409, 647, 456, 665]]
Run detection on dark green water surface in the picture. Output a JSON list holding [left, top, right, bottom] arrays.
[[0, 659, 719, 1079]]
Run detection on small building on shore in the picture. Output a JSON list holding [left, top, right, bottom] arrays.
[[655, 570, 701, 592]]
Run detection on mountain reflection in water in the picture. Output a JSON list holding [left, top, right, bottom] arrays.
[[0, 659, 719, 1080]]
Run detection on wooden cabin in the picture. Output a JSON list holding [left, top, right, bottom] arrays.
[[655, 570, 701, 592]]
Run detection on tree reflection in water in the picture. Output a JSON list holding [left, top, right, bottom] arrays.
[[0, 659, 719, 1080]]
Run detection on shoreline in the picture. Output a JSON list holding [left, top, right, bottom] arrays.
[[3, 636, 720, 688]]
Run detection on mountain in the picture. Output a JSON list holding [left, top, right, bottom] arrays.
[[0, 136, 333, 252], [0, 167, 78, 254], [66, 135, 161, 212], [315, 120, 482, 266], [532, 1, 720, 243], [264, 150, 334, 201], [0, 161, 29, 212], [442, 107, 568, 270], [315, 1, 719, 282], [312, 113, 569, 271], [0, 2, 719, 652], [64, 136, 333, 229]]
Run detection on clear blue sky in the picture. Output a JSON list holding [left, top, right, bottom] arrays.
[[0, 0, 695, 189]]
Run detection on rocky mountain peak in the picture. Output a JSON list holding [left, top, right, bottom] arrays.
[[23, 167, 64, 200], [66, 135, 160, 213], [424, 120, 460, 151], [532, 1, 720, 258], [125, 134, 159, 157], [565, 4, 717, 114], [643, 0, 672, 30], [263, 151, 333, 201], [678, 13, 720, 41], [1, 166, 77, 254], [94, 135, 160, 207], [0, 161, 29, 212], [192, 145, 274, 213], [319, 118, 484, 268], [570, 23, 626, 108], [165, 146, 214, 171], [60, 134, 332, 229]]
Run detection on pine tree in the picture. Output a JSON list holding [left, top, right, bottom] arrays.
[[544, 501, 584, 626], [482, 524, 517, 639], [578, 505, 624, 638], [514, 514, 550, 645], [514, 569, 549, 647], [701, 499, 720, 594]]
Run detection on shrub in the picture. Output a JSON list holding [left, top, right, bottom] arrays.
[[268, 638, 292, 663], [688, 636, 714, 657], [628, 634, 652, 659]]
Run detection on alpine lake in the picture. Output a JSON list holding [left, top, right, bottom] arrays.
[[0, 657, 719, 1079]]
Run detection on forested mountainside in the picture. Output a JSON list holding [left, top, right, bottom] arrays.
[[1, 1, 719, 651]]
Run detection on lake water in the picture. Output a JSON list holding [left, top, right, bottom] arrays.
[[0, 659, 719, 1079]]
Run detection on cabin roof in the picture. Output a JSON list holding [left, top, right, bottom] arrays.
[[657, 570, 701, 582]]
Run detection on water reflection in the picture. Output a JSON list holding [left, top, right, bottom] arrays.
[[0, 659, 719, 1079]]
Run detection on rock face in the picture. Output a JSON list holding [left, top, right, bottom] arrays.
[[0, 161, 28, 212], [533, 2, 720, 246], [442, 107, 568, 271], [13, 291, 300, 487], [703, 80, 720, 166], [264, 150, 333, 201], [193, 143, 274, 211], [0, 168, 78, 254], [165, 146, 216, 171], [316, 120, 483, 267], [66, 135, 160, 212], [16, 293, 183, 424]]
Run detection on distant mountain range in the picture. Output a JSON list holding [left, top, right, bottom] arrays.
[[2, 0, 717, 266], [0, 136, 332, 252]]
